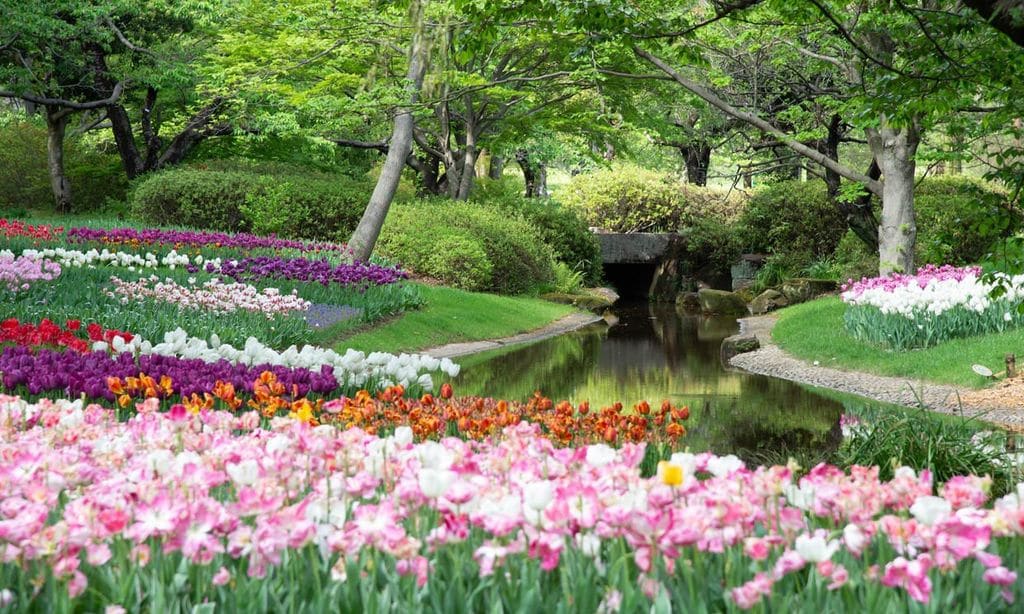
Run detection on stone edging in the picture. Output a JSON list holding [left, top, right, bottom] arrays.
[[728, 315, 1024, 431], [424, 312, 605, 359]]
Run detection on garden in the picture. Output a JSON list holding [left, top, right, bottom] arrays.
[[5, 0, 1024, 612]]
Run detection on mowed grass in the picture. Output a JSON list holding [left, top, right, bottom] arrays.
[[335, 284, 576, 354], [772, 297, 1024, 389]]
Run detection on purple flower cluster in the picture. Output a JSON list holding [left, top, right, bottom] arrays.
[[202, 256, 408, 286], [841, 264, 982, 298], [0, 346, 339, 401], [66, 226, 349, 255]]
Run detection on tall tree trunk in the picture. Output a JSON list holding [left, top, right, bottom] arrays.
[[824, 114, 880, 252], [536, 164, 548, 197], [681, 142, 711, 186], [516, 149, 540, 197], [108, 102, 144, 179], [867, 120, 920, 274], [488, 155, 504, 179], [348, 2, 427, 261], [44, 106, 72, 212], [455, 103, 477, 200]]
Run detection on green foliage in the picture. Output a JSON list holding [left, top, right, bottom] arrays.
[[0, 116, 50, 209], [377, 199, 558, 294], [131, 163, 372, 240], [838, 405, 1020, 498], [682, 217, 743, 282], [914, 176, 1014, 266], [739, 180, 846, 268], [473, 177, 603, 285], [0, 116, 127, 212], [834, 230, 879, 282], [557, 164, 745, 233]]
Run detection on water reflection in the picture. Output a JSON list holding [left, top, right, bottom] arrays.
[[451, 303, 845, 460]]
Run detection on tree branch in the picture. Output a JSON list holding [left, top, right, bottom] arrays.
[[633, 46, 884, 196], [0, 81, 125, 110]]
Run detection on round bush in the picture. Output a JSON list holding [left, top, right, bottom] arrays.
[[378, 199, 557, 294], [739, 180, 846, 266], [131, 164, 372, 240], [473, 177, 603, 285], [557, 165, 745, 233]]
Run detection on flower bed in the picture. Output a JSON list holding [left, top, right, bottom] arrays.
[[209, 255, 407, 286], [0, 218, 62, 241], [106, 275, 311, 316], [66, 226, 348, 255], [0, 396, 1020, 611], [0, 318, 132, 353], [0, 253, 60, 292], [14, 246, 195, 269], [841, 265, 1024, 349]]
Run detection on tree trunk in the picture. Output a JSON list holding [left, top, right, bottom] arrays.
[[536, 164, 548, 197], [488, 155, 504, 179], [108, 102, 144, 179], [44, 107, 73, 212], [512, 148, 544, 196], [455, 103, 477, 200], [867, 120, 920, 274], [348, 2, 427, 262], [417, 154, 442, 195], [682, 142, 711, 186], [824, 114, 879, 252]]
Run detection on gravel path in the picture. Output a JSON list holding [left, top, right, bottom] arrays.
[[729, 315, 1024, 431]]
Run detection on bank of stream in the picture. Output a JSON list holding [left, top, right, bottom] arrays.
[[448, 303, 881, 462]]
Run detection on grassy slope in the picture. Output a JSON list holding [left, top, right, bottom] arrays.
[[772, 297, 1024, 389], [335, 284, 576, 354]]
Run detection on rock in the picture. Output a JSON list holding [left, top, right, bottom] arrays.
[[748, 289, 789, 315], [697, 288, 749, 316], [587, 287, 620, 305], [540, 292, 614, 312], [721, 334, 761, 364], [602, 310, 620, 327], [780, 278, 839, 304], [675, 291, 702, 314]]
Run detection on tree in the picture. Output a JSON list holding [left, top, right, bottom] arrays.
[[349, 0, 429, 261]]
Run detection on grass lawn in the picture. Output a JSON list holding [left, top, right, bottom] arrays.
[[773, 297, 1024, 389], [334, 284, 576, 354]]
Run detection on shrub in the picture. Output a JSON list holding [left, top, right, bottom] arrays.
[[131, 164, 372, 240], [834, 230, 879, 282], [556, 164, 745, 232], [0, 117, 50, 210], [377, 199, 557, 294], [914, 176, 1013, 266], [738, 180, 846, 268], [0, 116, 127, 212], [473, 177, 603, 285]]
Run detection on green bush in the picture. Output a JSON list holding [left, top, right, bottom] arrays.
[[914, 176, 1013, 266], [739, 180, 846, 268], [834, 230, 879, 282], [0, 117, 50, 210], [0, 115, 127, 212], [473, 177, 603, 285], [131, 164, 372, 240], [556, 164, 745, 232], [377, 199, 557, 294]]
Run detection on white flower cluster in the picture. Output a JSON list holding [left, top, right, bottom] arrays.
[[94, 327, 460, 391], [7, 247, 222, 271], [842, 272, 1024, 318]]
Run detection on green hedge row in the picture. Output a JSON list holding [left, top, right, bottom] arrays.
[[131, 166, 600, 294]]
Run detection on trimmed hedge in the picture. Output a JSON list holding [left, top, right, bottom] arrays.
[[131, 164, 372, 240], [377, 199, 557, 294], [472, 178, 603, 285], [556, 164, 745, 232]]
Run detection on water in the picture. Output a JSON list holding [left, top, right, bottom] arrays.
[[451, 303, 847, 461]]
